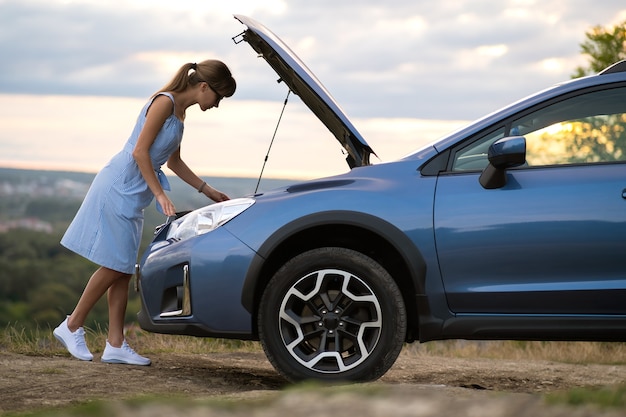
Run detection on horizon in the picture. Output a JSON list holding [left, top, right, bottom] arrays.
[[0, 162, 297, 182], [0, 94, 464, 181]]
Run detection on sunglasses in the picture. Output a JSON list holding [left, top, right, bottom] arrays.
[[199, 80, 223, 102]]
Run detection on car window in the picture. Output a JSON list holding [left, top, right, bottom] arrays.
[[451, 128, 505, 171], [451, 86, 626, 171], [514, 87, 626, 166]]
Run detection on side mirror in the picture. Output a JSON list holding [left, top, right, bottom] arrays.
[[479, 136, 526, 189]]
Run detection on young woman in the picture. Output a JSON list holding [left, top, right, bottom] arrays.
[[54, 60, 236, 365]]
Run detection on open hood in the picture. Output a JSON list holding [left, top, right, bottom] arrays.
[[234, 15, 375, 168]]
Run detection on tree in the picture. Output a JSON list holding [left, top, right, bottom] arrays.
[[572, 20, 626, 78], [550, 20, 626, 164]]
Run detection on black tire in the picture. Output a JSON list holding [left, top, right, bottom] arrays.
[[258, 247, 406, 382]]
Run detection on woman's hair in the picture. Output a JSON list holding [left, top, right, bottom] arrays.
[[157, 59, 236, 98]]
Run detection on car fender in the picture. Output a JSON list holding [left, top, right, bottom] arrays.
[[240, 210, 428, 320]]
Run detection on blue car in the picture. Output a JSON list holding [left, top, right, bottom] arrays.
[[137, 15, 626, 382]]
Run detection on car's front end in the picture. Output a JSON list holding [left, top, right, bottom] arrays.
[[136, 158, 438, 340], [137, 198, 259, 338], [136, 159, 438, 382]]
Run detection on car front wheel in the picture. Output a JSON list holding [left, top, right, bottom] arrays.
[[258, 247, 406, 382]]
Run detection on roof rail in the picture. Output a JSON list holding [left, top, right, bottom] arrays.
[[599, 60, 626, 75]]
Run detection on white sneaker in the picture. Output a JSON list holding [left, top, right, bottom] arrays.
[[101, 340, 151, 366], [53, 316, 93, 361]]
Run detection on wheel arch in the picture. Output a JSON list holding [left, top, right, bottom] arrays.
[[241, 211, 427, 341]]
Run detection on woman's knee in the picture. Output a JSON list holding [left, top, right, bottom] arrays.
[[101, 266, 131, 279]]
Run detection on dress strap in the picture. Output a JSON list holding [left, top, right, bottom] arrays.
[[145, 92, 176, 118]]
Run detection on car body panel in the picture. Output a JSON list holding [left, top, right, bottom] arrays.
[[435, 163, 626, 315], [234, 15, 375, 168], [138, 228, 257, 338], [221, 164, 439, 300]]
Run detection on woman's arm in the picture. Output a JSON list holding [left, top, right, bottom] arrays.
[[132, 95, 176, 216], [167, 149, 230, 202]]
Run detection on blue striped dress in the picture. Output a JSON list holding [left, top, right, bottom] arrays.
[[61, 93, 183, 274]]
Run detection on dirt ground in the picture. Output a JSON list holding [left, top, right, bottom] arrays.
[[1, 348, 625, 416]]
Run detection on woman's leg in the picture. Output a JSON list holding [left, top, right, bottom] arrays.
[[106, 273, 132, 347], [66, 266, 129, 332], [100, 273, 151, 365]]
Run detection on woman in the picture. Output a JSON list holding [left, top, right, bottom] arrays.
[[53, 60, 236, 365]]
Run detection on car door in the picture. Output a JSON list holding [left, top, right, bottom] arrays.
[[434, 85, 626, 316]]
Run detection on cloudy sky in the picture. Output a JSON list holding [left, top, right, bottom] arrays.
[[1, 0, 625, 181]]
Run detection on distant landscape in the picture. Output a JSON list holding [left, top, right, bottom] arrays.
[[0, 166, 297, 234], [0, 167, 297, 330]]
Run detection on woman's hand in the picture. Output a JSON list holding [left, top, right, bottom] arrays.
[[204, 186, 230, 202], [155, 192, 176, 216]]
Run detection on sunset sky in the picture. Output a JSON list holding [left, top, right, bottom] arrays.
[[1, 0, 625, 179]]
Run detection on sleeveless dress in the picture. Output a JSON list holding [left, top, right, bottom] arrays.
[[61, 92, 184, 274]]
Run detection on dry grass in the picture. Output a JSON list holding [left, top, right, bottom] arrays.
[[404, 339, 626, 365], [0, 323, 261, 356], [2, 323, 625, 365]]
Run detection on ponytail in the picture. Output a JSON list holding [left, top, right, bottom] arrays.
[[156, 60, 236, 97]]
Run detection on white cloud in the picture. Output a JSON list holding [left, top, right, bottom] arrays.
[[374, 15, 429, 37], [2, 0, 625, 121], [538, 57, 567, 73], [610, 10, 626, 26], [476, 44, 509, 58]]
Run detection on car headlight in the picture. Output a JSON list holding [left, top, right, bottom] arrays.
[[166, 197, 255, 241]]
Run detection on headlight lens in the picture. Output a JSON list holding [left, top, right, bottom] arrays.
[[166, 197, 255, 241]]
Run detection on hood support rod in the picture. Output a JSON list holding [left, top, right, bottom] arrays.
[[255, 88, 291, 194]]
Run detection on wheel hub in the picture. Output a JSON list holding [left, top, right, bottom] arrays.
[[278, 269, 383, 373], [319, 309, 342, 331]]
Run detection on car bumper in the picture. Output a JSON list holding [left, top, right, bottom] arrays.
[[136, 227, 259, 339]]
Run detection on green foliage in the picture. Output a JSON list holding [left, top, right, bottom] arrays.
[[0, 229, 109, 329], [567, 115, 626, 163], [24, 197, 82, 224], [525, 115, 626, 167], [572, 20, 626, 78], [546, 385, 626, 409]]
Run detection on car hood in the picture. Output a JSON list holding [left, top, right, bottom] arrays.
[[234, 15, 375, 168]]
